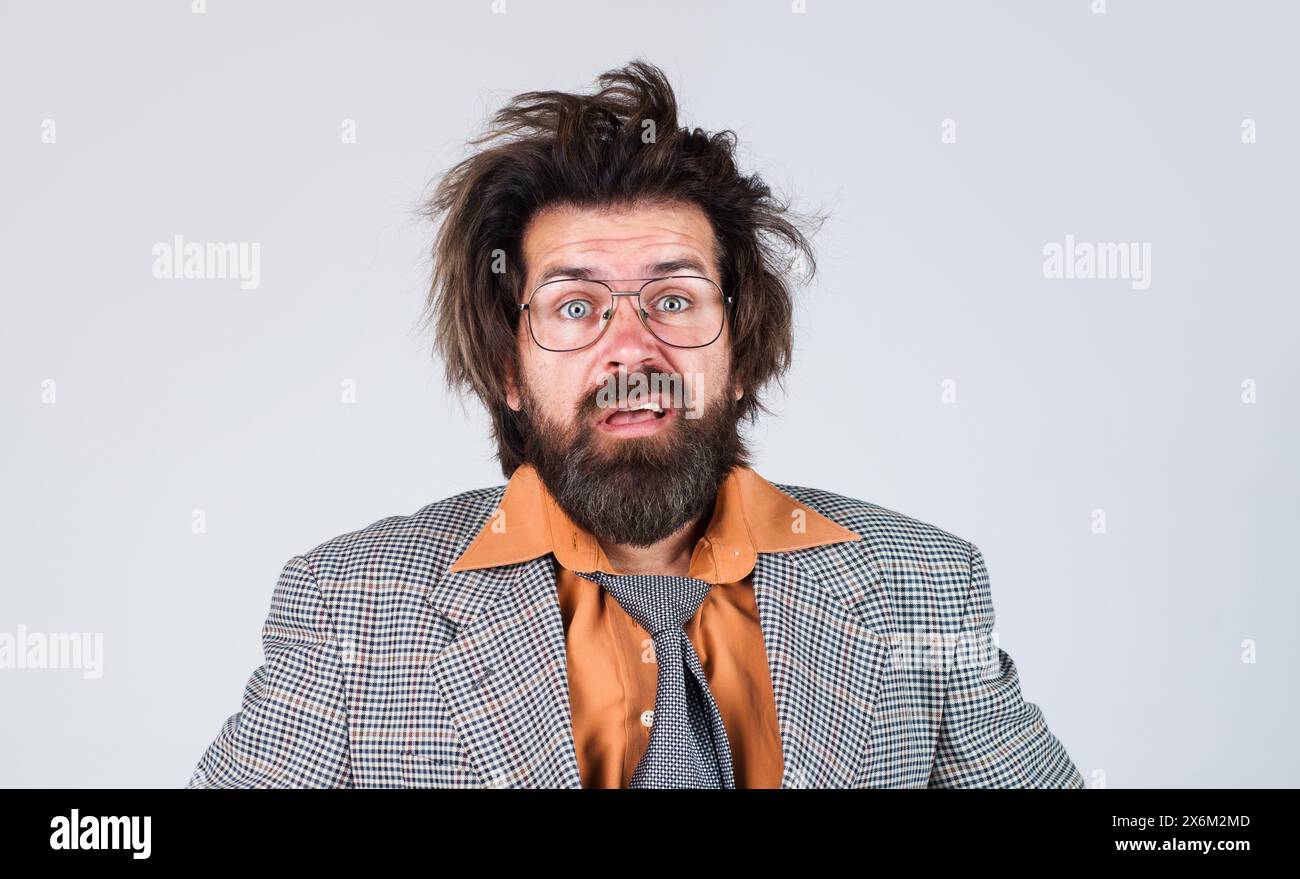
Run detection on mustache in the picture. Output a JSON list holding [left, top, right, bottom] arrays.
[[575, 367, 701, 421]]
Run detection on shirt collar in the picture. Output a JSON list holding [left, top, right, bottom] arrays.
[[448, 462, 861, 584]]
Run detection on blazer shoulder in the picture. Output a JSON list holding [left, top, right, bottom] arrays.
[[770, 481, 975, 566], [290, 484, 507, 580]]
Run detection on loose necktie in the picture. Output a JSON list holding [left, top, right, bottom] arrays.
[[574, 569, 737, 789]]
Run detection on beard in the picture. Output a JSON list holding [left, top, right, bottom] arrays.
[[514, 369, 749, 547]]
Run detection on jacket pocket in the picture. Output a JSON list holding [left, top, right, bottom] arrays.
[[399, 751, 484, 789]]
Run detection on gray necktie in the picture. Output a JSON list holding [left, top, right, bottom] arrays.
[[575, 569, 737, 789]]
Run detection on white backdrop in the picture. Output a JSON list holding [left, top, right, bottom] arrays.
[[1, 0, 1296, 787]]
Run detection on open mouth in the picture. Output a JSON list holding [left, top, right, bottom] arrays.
[[596, 398, 673, 435], [603, 402, 669, 427]]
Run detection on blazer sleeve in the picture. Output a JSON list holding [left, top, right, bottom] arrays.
[[927, 543, 1084, 789], [186, 555, 353, 788]]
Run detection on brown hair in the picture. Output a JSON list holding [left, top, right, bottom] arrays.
[[419, 59, 819, 478]]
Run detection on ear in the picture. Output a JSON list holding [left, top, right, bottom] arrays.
[[505, 364, 522, 411], [732, 379, 744, 402]]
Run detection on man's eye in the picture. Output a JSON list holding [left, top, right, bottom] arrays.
[[559, 300, 592, 319], [655, 295, 691, 313]]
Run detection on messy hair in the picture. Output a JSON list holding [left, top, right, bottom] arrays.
[[420, 59, 819, 478]]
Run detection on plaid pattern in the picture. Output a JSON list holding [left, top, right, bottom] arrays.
[[187, 480, 1084, 789]]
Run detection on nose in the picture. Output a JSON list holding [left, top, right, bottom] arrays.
[[596, 292, 662, 369]]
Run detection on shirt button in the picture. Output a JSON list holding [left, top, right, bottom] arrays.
[[640, 710, 654, 728]]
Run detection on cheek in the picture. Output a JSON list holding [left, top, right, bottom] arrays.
[[672, 353, 730, 408], [522, 355, 586, 414]]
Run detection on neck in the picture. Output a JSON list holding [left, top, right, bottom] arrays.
[[598, 496, 716, 578]]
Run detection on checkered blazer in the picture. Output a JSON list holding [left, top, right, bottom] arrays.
[[186, 481, 1084, 789]]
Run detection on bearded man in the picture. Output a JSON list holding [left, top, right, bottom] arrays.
[[187, 60, 1082, 790]]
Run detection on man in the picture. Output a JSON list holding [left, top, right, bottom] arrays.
[[187, 60, 1083, 789]]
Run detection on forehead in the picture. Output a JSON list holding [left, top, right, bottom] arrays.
[[522, 201, 718, 285]]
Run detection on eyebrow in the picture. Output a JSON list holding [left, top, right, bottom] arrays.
[[534, 258, 713, 286]]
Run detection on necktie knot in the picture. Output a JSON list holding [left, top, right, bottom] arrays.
[[574, 569, 713, 637]]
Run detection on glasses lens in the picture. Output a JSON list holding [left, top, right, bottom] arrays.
[[527, 277, 726, 350], [637, 277, 725, 347], [527, 280, 610, 351]]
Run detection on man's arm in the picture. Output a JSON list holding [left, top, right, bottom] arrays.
[[187, 556, 353, 788], [927, 543, 1084, 789]]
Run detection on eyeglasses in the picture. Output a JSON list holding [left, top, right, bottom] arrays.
[[518, 275, 733, 352]]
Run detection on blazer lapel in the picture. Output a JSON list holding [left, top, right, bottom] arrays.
[[752, 547, 894, 788], [424, 554, 582, 788]]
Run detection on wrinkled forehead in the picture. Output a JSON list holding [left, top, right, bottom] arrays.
[[521, 201, 720, 292]]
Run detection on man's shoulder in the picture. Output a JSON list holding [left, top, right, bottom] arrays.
[[290, 484, 507, 578], [769, 480, 975, 564]]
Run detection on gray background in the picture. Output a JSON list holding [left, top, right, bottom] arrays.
[[1, 0, 1295, 788]]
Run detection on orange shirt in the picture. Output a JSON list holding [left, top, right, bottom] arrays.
[[449, 462, 860, 788]]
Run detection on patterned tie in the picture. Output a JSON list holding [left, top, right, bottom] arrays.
[[574, 569, 737, 789]]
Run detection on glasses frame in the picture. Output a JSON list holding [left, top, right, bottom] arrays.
[[518, 275, 734, 353]]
